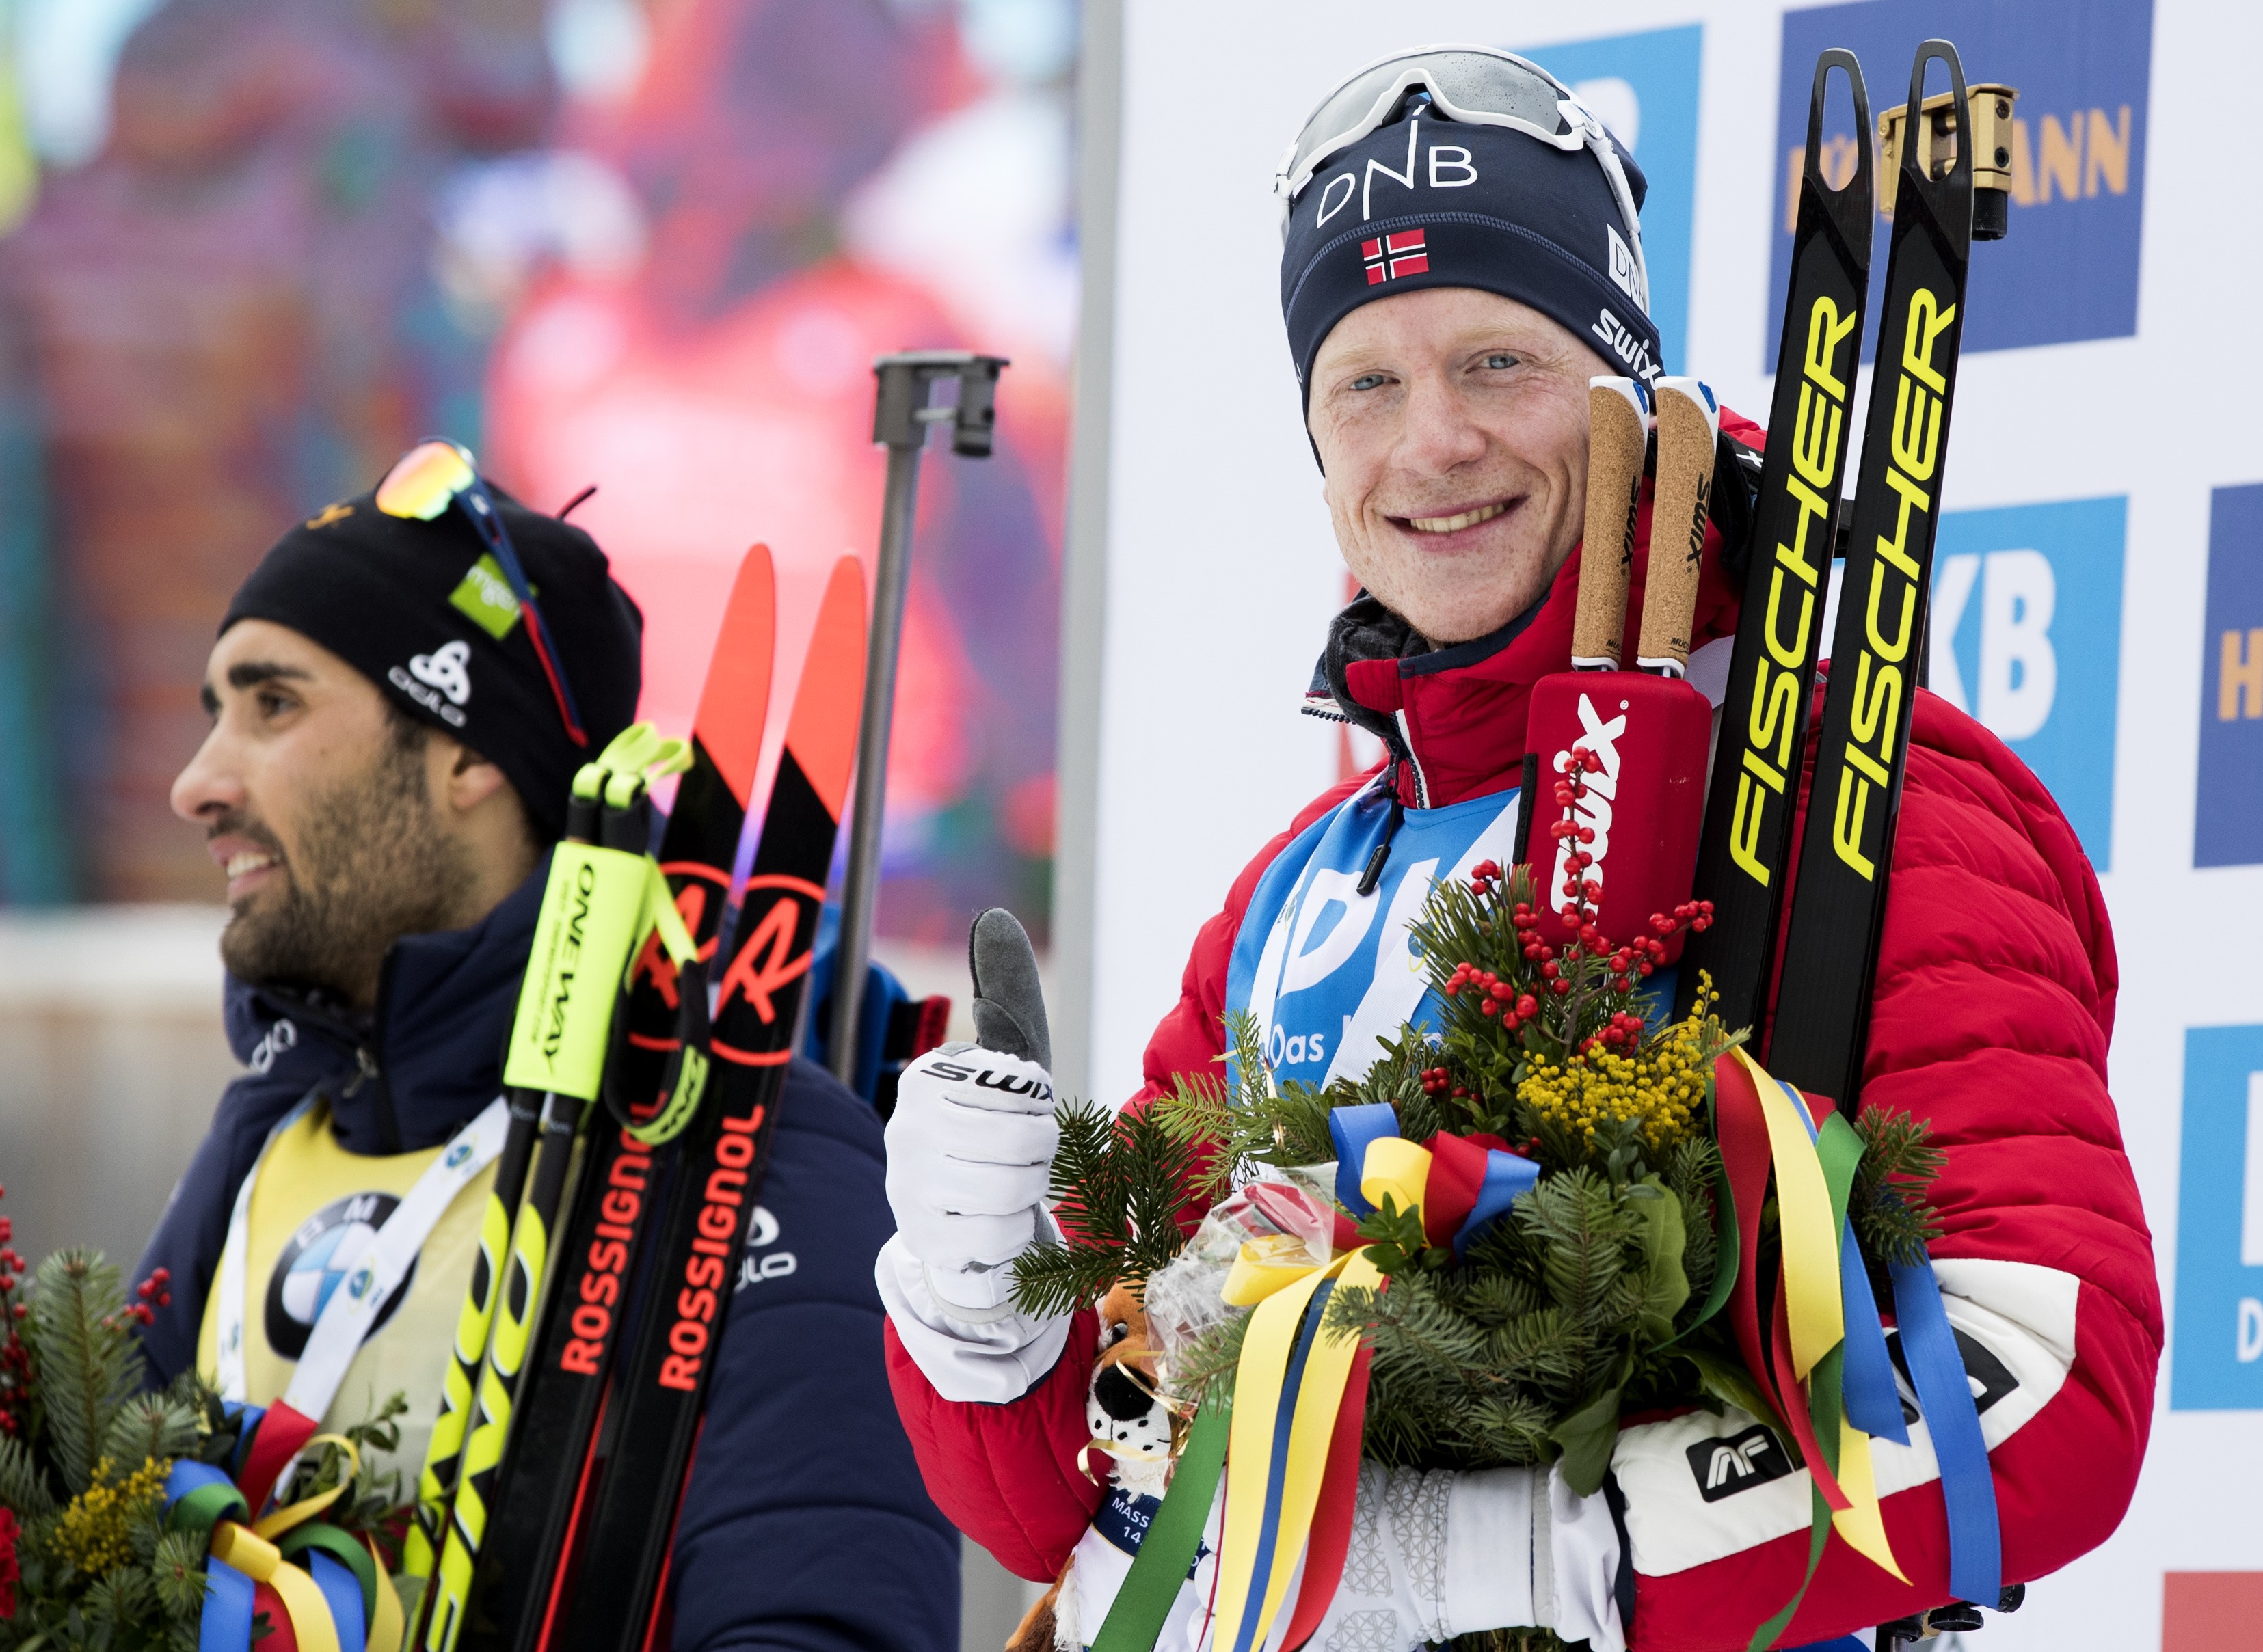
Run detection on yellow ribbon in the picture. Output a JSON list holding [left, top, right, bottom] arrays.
[[1833, 1413, 1906, 1582], [252, 1433, 358, 1539], [211, 1522, 343, 1652], [1735, 1049, 1842, 1379], [1358, 1137, 1434, 1221], [362, 1534, 404, 1652]]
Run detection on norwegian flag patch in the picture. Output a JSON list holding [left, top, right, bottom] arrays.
[[1361, 229, 1429, 285]]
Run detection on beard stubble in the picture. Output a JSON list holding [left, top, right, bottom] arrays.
[[219, 722, 479, 1003]]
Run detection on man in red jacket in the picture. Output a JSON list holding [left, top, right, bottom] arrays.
[[877, 46, 2156, 1652]]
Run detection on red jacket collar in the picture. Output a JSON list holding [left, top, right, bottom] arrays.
[[1332, 459, 1752, 810]]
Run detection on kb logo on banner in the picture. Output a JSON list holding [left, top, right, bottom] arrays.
[[1821, 496, 2124, 868], [2173, 1026, 2263, 1409], [2195, 483, 2263, 867], [1768, 0, 2153, 367], [1928, 498, 2126, 867]]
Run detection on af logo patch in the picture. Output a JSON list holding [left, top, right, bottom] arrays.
[[1685, 1422, 1794, 1502], [264, 1192, 415, 1359]]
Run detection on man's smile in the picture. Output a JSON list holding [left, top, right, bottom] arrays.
[[1385, 494, 1523, 547]]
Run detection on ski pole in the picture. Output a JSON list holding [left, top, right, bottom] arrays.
[[828, 351, 1006, 1088]]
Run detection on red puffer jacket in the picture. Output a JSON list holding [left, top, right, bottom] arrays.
[[885, 415, 2156, 1649]]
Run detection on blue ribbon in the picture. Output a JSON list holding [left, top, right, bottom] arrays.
[[199, 1559, 256, 1652], [1838, 1219, 1908, 1446], [164, 1459, 240, 1508], [1326, 1102, 1400, 1218], [1231, 1277, 1337, 1652], [309, 1551, 366, 1652], [1890, 1258, 2001, 1606], [225, 1402, 267, 1480], [1458, 1151, 1540, 1258]]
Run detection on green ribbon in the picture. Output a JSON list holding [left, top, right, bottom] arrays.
[[278, 1523, 381, 1625], [1090, 1401, 1229, 1652], [165, 1479, 250, 1541]]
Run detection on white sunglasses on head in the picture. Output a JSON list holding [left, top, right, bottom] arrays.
[[1274, 43, 1650, 312]]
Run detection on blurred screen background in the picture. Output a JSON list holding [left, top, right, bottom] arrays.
[[0, 0, 1075, 1301], [0, 0, 1073, 931], [0, 7, 1077, 1634]]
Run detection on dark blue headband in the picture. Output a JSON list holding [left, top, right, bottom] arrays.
[[1280, 111, 1662, 396]]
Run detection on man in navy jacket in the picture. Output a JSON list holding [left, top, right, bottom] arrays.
[[135, 452, 958, 1652]]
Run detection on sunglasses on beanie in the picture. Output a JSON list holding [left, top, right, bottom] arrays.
[[376, 439, 588, 748]]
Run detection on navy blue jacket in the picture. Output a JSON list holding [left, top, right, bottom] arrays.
[[135, 861, 961, 1652]]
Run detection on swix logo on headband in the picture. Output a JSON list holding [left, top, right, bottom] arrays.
[[1363, 230, 1430, 285]]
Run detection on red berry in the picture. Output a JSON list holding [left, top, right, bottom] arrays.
[[1551, 979, 1570, 996], [1481, 999, 1499, 1016], [1540, 961, 1559, 980], [1517, 994, 1538, 1017], [1490, 982, 1514, 1001], [1577, 826, 1596, 844]]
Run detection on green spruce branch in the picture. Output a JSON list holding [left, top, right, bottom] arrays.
[[1851, 1104, 1946, 1269], [28, 1251, 141, 1498]]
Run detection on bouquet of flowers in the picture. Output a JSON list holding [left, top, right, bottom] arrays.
[[1010, 743, 1948, 1652], [0, 1191, 408, 1652]]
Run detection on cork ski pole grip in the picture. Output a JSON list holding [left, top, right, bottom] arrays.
[[1639, 377, 1723, 675], [1574, 377, 1651, 668]]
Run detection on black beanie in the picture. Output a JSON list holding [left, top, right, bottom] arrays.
[[222, 482, 643, 841], [1281, 106, 1663, 396]]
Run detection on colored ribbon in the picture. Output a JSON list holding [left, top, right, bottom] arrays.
[[1713, 1047, 1911, 1652], [167, 1418, 401, 1652], [1211, 1108, 1540, 1652], [1326, 1102, 1540, 1254], [1891, 1256, 2002, 1607]]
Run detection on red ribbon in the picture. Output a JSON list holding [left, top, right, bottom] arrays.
[[1276, 1341, 1374, 1652], [236, 1401, 321, 1517]]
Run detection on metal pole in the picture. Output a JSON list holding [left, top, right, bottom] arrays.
[[829, 351, 1006, 1089], [829, 437, 924, 1084]]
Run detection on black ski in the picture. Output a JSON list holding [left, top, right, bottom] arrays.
[[455, 548, 779, 1652], [1767, 41, 1978, 1113], [545, 554, 868, 1652], [1675, 49, 1873, 1030]]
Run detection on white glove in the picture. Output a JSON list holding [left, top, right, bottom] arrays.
[[876, 1043, 1072, 1402]]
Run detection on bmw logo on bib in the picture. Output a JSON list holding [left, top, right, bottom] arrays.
[[264, 1191, 415, 1359]]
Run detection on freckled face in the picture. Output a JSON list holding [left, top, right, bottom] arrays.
[[1307, 286, 1610, 644]]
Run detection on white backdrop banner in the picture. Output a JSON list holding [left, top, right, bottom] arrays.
[[1065, 0, 2263, 1645]]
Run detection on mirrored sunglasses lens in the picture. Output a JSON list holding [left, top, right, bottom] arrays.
[[375, 440, 476, 521]]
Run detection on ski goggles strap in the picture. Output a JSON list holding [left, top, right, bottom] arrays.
[[376, 437, 588, 747], [1272, 44, 1648, 304]]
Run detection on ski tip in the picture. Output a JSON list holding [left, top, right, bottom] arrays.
[[783, 554, 868, 822], [693, 545, 777, 808]]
